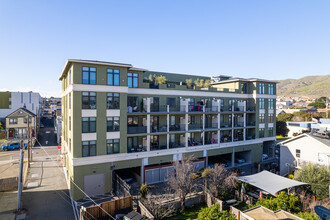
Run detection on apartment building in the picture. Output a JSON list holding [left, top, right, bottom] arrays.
[[59, 59, 277, 200], [0, 91, 42, 121]]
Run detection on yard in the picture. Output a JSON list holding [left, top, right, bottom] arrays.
[[164, 204, 206, 220]]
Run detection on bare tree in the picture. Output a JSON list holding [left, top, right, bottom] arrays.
[[205, 164, 237, 198], [142, 193, 175, 220], [167, 155, 197, 210]]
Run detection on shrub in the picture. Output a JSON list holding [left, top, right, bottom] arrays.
[[139, 184, 149, 199], [196, 203, 236, 220], [295, 212, 319, 220]]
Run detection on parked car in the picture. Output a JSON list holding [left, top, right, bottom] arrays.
[[1, 143, 27, 151]]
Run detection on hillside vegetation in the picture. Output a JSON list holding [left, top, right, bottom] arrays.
[[277, 74, 330, 98]]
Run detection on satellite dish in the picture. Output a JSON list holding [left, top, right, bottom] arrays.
[[315, 205, 330, 220]]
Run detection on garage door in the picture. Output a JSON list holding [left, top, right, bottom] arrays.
[[84, 173, 105, 196]]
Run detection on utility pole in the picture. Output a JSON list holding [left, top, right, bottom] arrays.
[[17, 140, 24, 211]]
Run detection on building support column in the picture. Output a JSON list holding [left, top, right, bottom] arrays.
[[232, 146, 235, 167]]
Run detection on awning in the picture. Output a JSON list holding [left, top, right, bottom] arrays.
[[237, 171, 307, 196]]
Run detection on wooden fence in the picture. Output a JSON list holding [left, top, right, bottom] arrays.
[[80, 196, 133, 220]]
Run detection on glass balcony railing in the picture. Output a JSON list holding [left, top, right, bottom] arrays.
[[188, 123, 203, 130], [169, 142, 185, 149], [234, 123, 244, 128], [205, 123, 218, 129], [188, 105, 203, 112], [127, 126, 147, 134], [169, 124, 185, 132], [188, 139, 202, 146], [150, 144, 167, 151], [204, 139, 218, 145], [127, 145, 147, 153], [151, 125, 167, 133], [220, 136, 232, 143], [205, 106, 219, 113]]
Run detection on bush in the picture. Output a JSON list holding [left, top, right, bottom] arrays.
[[196, 203, 236, 220], [139, 184, 149, 199], [295, 212, 319, 220], [255, 192, 301, 213]]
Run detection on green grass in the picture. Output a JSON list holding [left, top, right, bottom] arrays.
[[235, 201, 251, 211], [165, 204, 206, 220]]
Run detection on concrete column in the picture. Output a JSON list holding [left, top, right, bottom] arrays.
[[185, 132, 188, 148], [167, 114, 169, 132], [185, 114, 188, 131], [147, 115, 151, 133], [141, 160, 144, 185], [146, 98, 151, 113], [167, 133, 169, 149], [244, 112, 246, 141], [232, 147, 235, 167], [232, 113, 234, 141], [147, 135, 150, 151]]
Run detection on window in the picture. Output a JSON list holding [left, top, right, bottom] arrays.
[[69, 116, 71, 131], [127, 96, 139, 112], [259, 99, 265, 109], [29, 92, 31, 104], [268, 84, 274, 94], [296, 149, 301, 158], [167, 98, 176, 108], [9, 118, 18, 124], [82, 92, 96, 109], [268, 99, 274, 109], [107, 69, 120, 86], [259, 114, 265, 123], [107, 139, 120, 154], [259, 83, 265, 94], [107, 93, 120, 109], [82, 67, 96, 84], [69, 138, 71, 152], [188, 115, 195, 124], [69, 70, 71, 84], [107, 117, 120, 132], [23, 118, 32, 124], [82, 141, 96, 157], [242, 83, 247, 94], [127, 73, 138, 88], [69, 93, 71, 109], [268, 127, 273, 136], [82, 117, 96, 133], [21, 93, 23, 103], [259, 128, 265, 138], [268, 113, 274, 123], [32, 103, 34, 111]]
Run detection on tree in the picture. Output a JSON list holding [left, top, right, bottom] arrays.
[[0, 122, 3, 130], [196, 203, 236, 220], [295, 212, 318, 220], [255, 191, 301, 213], [294, 163, 330, 199], [167, 155, 197, 211], [203, 164, 237, 199], [142, 193, 175, 220], [276, 121, 289, 137], [203, 79, 211, 88], [277, 113, 294, 122], [308, 102, 326, 109], [316, 97, 327, 102], [194, 78, 204, 87], [186, 79, 193, 88], [155, 75, 167, 85]]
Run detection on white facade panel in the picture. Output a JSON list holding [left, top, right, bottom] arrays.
[[82, 109, 97, 117], [106, 132, 120, 139], [82, 133, 97, 141], [106, 110, 120, 117]]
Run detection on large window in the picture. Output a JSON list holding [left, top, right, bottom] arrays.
[[268, 113, 274, 123], [82, 92, 96, 109], [127, 73, 138, 88], [82, 141, 96, 157], [259, 128, 265, 138], [82, 67, 96, 84], [259, 99, 265, 109], [259, 114, 265, 123], [9, 118, 18, 124], [107, 93, 120, 109], [107, 69, 120, 86], [268, 127, 273, 136], [268, 84, 274, 94], [127, 96, 139, 112], [107, 117, 120, 132], [296, 149, 301, 158], [23, 118, 32, 124], [127, 116, 138, 126], [259, 83, 265, 94], [107, 139, 120, 154], [82, 117, 96, 133], [268, 99, 274, 109]]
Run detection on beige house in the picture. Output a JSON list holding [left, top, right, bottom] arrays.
[[5, 108, 37, 140]]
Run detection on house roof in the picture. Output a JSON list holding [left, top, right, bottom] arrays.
[[5, 107, 36, 118], [237, 171, 307, 196], [281, 133, 330, 147], [211, 77, 279, 84], [243, 206, 303, 220]]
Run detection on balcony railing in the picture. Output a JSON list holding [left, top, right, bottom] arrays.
[[204, 139, 218, 145], [246, 107, 256, 112], [169, 105, 186, 113], [169, 142, 185, 149], [234, 123, 244, 128], [205, 107, 219, 113], [188, 139, 202, 146], [220, 124, 232, 128], [246, 122, 256, 126], [150, 145, 167, 151], [246, 136, 255, 140], [188, 105, 203, 112], [220, 136, 232, 143], [234, 107, 244, 112], [205, 123, 218, 129], [151, 125, 167, 133], [169, 124, 185, 132], [127, 145, 147, 153], [188, 123, 203, 130], [150, 105, 167, 112], [233, 136, 244, 142], [127, 126, 147, 134]]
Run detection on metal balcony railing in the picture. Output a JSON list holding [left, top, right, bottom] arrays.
[[127, 126, 147, 134], [188, 123, 203, 130], [169, 124, 185, 132]]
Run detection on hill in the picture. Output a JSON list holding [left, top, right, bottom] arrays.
[[276, 74, 330, 98]]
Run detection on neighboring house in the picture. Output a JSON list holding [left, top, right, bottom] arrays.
[[286, 121, 317, 137], [59, 59, 277, 200], [280, 133, 330, 176], [233, 205, 303, 220], [0, 91, 42, 119], [54, 109, 62, 144], [5, 107, 37, 141]]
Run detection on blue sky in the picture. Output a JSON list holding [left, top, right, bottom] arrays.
[[0, 0, 329, 97]]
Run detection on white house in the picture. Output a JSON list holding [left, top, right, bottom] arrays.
[[280, 133, 330, 176]]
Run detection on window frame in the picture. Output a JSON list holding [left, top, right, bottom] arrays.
[[296, 149, 301, 158], [127, 72, 139, 88], [259, 99, 265, 109], [82, 141, 96, 157], [259, 113, 265, 123], [259, 128, 265, 138], [259, 83, 265, 94], [82, 92, 96, 109], [268, 84, 274, 94], [268, 99, 274, 109], [106, 139, 120, 154], [107, 117, 120, 132], [107, 69, 120, 86], [82, 66, 96, 85], [268, 113, 274, 123], [106, 93, 120, 109], [82, 117, 96, 133]]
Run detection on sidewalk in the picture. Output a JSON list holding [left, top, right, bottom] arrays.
[[21, 148, 74, 220]]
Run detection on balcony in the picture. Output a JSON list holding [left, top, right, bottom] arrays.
[[205, 106, 219, 113], [127, 126, 147, 134], [204, 138, 218, 145], [188, 139, 202, 147], [127, 145, 147, 153], [169, 105, 186, 113], [234, 106, 244, 112], [188, 123, 203, 131], [246, 107, 256, 112], [169, 124, 185, 132], [220, 136, 232, 143], [246, 122, 256, 127], [169, 142, 185, 149], [234, 123, 244, 128], [188, 105, 203, 112], [220, 124, 232, 129], [151, 125, 167, 133], [150, 144, 167, 151], [205, 123, 218, 130], [150, 104, 167, 113]]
